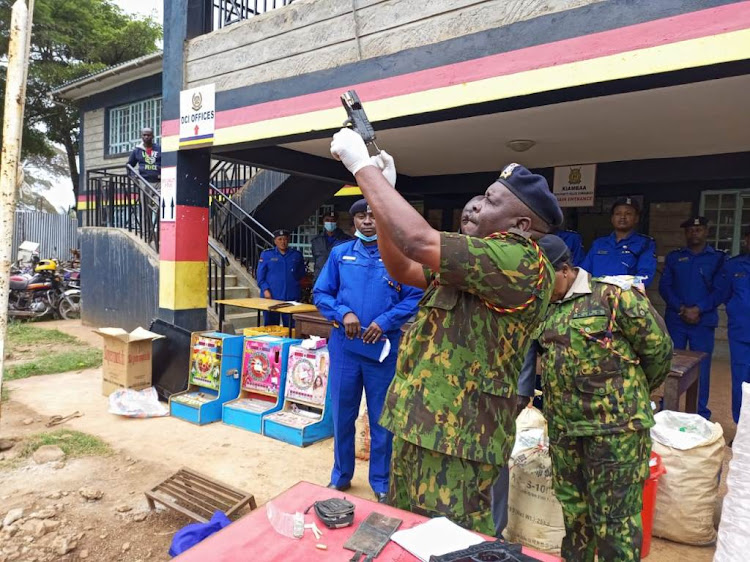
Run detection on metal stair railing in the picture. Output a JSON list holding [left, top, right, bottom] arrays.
[[208, 182, 274, 276], [85, 165, 161, 252], [210, 159, 257, 197], [208, 239, 229, 328]]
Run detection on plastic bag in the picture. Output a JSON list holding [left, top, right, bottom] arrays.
[[168, 511, 231, 556], [266, 501, 304, 539], [108, 386, 169, 418], [715, 382, 750, 560], [651, 410, 724, 545]]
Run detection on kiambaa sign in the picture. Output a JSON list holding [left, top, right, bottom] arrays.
[[179, 84, 215, 149], [553, 164, 596, 207]]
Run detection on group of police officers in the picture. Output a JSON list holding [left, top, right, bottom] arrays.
[[254, 128, 747, 560]]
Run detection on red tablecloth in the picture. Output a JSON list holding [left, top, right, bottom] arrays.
[[174, 481, 560, 561]]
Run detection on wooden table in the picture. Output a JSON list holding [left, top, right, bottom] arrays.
[[215, 297, 318, 336], [652, 349, 707, 413], [293, 311, 334, 339], [174, 481, 559, 561]]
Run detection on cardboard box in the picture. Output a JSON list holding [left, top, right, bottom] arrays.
[[94, 327, 164, 396]]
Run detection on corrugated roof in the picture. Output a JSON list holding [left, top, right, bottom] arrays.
[[51, 51, 163, 96]]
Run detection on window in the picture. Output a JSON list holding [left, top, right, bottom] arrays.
[[291, 204, 334, 261], [700, 190, 750, 255], [108, 97, 162, 155]]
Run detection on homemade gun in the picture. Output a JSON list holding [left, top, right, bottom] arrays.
[[340, 90, 380, 152]]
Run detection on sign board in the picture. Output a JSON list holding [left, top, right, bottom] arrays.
[[160, 166, 176, 222], [553, 164, 596, 207], [179, 84, 215, 149]]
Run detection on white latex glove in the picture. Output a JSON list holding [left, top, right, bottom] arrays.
[[369, 150, 396, 188], [330, 128, 372, 176]]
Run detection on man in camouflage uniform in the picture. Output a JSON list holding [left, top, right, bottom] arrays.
[[330, 128, 563, 535], [536, 235, 673, 561]]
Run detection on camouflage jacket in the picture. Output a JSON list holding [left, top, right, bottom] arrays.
[[379, 231, 554, 465], [538, 272, 673, 439]]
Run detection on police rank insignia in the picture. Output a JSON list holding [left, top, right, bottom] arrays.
[[500, 163, 520, 179]]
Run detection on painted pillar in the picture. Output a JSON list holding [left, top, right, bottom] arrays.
[[158, 0, 210, 331]]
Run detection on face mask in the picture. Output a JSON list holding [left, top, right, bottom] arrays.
[[355, 230, 378, 242], [323, 222, 336, 232]]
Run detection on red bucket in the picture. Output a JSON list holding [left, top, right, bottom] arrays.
[[641, 451, 666, 558]]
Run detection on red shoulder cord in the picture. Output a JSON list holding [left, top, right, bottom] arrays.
[[577, 287, 640, 365], [430, 232, 546, 314]]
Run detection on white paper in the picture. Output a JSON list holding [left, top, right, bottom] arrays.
[[390, 517, 483, 562], [378, 338, 391, 363]]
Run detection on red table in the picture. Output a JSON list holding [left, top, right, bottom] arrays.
[[175, 481, 560, 561]]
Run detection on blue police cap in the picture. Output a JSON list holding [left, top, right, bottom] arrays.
[[537, 234, 571, 268], [349, 199, 370, 216], [611, 197, 640, 215], [680, 216, 708, 228], [497, 163, 563, 228], [272, 229, 291, 238]]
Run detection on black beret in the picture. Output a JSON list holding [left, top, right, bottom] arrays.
[[610, 197, 640, 214], [349, 198, 370, 216], [537, 234, 571, 268], [497, 163, 563, 228], [680, 216, 708, 228], [272, 229, 291, 238]]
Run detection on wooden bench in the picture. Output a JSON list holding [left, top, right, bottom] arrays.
[[145, 467, 257, 522]]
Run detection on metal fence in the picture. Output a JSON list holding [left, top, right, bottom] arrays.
[[11, 211, 79, 262], [209, 0, 295, 31]]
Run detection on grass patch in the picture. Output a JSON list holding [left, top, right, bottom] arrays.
[[8, 323, 78, 346], [5, 347, 102, 381], [1, 385, 8, 402], [18, 430, 111, 459]]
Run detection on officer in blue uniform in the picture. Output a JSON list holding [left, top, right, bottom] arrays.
[[715, 230, 750, 424], [313, 199, 422, 502], [556, 229, 585, 267], [581, 197, 657, 286], [256, 229, 305, 326], [659, 216, 725, 420]]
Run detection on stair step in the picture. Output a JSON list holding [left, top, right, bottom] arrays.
[[223, 274, 239, 288], [225, 312, 261, 330], [221, 285, 253, 299]]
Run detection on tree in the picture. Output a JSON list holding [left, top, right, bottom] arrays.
[[0, 0, 161, 199]]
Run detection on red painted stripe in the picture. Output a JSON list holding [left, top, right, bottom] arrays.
[[159, 206, 209, 262], [160, 1, 750, 136]]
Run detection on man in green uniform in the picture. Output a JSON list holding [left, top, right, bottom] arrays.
[[330, 128, 562, 535], [536, 235, 673, 561]]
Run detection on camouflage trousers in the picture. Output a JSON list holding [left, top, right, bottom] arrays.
[[387, 437, 497, 536], [549, 430, 650, 562]]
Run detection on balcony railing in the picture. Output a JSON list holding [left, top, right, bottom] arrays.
[[209, 0, 295, 31]]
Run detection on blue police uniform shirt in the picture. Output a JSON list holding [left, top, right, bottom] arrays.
[[256, 247, 305, 301], [312, 239, 423, 337], [716, 254, 750, 343], [581, 231, 657, 286], [659, 245, 726, 328], [556, 230, 585, 267]]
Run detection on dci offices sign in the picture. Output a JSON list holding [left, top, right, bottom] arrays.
[[179, 84, 215, 149], [553, 164, 596, 207]]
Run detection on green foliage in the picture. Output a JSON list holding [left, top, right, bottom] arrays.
[[8, 322, 79, 345], [19, 429, 112, 458], [5, 347, 102, 380], [0, 0, 162, 193], [1, 385, 9, 402]]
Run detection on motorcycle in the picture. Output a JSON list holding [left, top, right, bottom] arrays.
[[8, 258, 82, 320]]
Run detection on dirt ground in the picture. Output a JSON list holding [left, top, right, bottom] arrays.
[[0, 320, 736, 561]]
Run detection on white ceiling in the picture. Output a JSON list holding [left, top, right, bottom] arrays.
[[282, 74, 750, 176]]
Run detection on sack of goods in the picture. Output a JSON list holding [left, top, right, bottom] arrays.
[[355, 395, 371, 461], [715, 382, 750, 561], [651, 410, 725, 545], [504, 406, 565, 555]]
